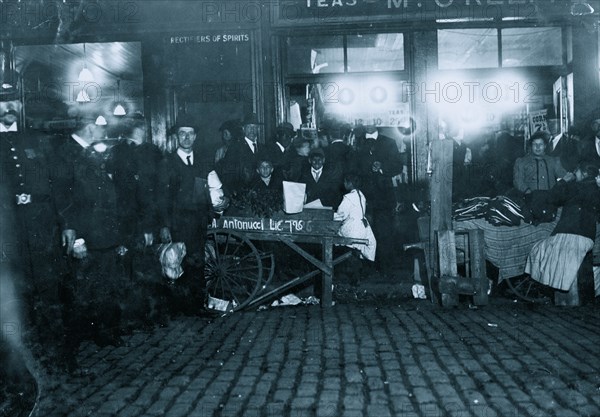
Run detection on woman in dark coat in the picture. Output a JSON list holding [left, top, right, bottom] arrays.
[[525, 162, 600, 291]]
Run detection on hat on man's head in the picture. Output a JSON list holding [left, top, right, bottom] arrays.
[[172, 113, 198, 132], [241, 112, 262, 126], [277, 122, 295, 135], [219, 119, 242, 132]]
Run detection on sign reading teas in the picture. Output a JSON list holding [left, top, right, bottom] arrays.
[[278, 0, 570, 22]]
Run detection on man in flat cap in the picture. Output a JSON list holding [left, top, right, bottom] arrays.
[[0, 68, 67, 366]]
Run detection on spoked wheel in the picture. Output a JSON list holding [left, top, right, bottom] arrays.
[[259, 252, 276, 288], [205, 230, 263, 311], [505, 275, 552, 303]]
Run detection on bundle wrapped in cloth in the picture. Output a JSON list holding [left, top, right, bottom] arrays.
[[158, 242, 187, 281]]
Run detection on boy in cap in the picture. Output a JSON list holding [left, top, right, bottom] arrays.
[[299, 147, 344, 209]]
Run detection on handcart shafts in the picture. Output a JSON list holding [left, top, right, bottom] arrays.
[[207, 216, 368, 310]]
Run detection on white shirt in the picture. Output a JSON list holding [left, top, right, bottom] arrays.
[[275, 142, 285, 152], [311, 167, 323, 182], [365, 131, 378, 140], [551, 133, 562, 152], [244, 137, 257, 153], [0, 122, 18, 132], [595, 138, 600, 156], [177, 148, 193, 165]]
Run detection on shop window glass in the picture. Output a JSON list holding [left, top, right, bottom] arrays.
[[502, 27, 563, 67], [15, 42, 143, 135], [286, 36, 344, 74], [347, 34, 404, 72], [438, 29, 499, 69]]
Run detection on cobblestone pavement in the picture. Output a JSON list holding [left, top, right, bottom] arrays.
[[32, 300, 599, 417]]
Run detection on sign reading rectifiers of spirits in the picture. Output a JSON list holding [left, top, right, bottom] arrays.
[[168, 33, 250, 45], [165, 32, 252, 86]]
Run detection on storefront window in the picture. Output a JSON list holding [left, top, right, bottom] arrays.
[[347, 34, 404, 72], [15, 42, 143, 134], [286, 35, 344, 74], [501, 27, 563, 67], [287, 33, 405, 75], [438, 29, 499, 69]]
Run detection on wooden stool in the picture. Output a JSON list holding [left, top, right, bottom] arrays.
[[436, 229, 488, 307]]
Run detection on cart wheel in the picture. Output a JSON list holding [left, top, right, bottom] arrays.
[[259, 251, 275, 288], [505, 275, 552, 303], [205, 230, 263, 310]]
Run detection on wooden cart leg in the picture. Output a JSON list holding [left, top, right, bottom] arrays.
[[437, 230, 459, 307], [469, 229, 488, 306], [321, 237, 333, 308]]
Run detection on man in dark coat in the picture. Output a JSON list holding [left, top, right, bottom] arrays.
[[265, 122, 295, 172], [218, 113, 266, 194], [579, 118, 600, 167], [324, 120, 354, 174], [0, 69, 67, 365], [60, 127, 136, 354], [299, 147, 343, 209], [157, 114, 217, 315], [548, 128, 581, 172], [354, 124, 402, 278]]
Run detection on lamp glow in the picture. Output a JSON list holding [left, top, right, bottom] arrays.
[[113, 104, 126, 116], [78, 43, 94, 82], [76, 89, 90, 103], [78, 67, 94, 82], [95, 115, 107, 126]]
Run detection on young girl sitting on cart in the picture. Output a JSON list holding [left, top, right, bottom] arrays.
[[334, 173, 377, 262]]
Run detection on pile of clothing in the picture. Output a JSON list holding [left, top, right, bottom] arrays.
[[453, 191, 558, 227]]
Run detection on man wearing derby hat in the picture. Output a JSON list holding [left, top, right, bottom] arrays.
[[0, 65, 68, 366], [157, 113, 222, 315], [218, 112, 265, 194]]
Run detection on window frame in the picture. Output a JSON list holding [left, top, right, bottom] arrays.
[[437, 24, 565, 70], [285, 31, 408, 77]]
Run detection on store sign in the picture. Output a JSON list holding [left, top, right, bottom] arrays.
[[334, 103, 411, 127], [277, 0, 572, 23], [164, 32, 252, 86], [529, 109, 548, 134], [212, 217, 339, 235], [168, 33, 250, 45]]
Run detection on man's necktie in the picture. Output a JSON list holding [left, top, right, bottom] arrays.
[[314, 171, 320, 182], [252, 142, 257, 154], [186, 155, 192, 166]]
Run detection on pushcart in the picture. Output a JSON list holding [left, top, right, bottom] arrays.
[[204, 215, 368, 311]]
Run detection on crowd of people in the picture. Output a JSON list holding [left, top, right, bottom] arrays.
[[451, 118, 600, 300], [3, 58, 600, 371], [1, 70, 411, 371]]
